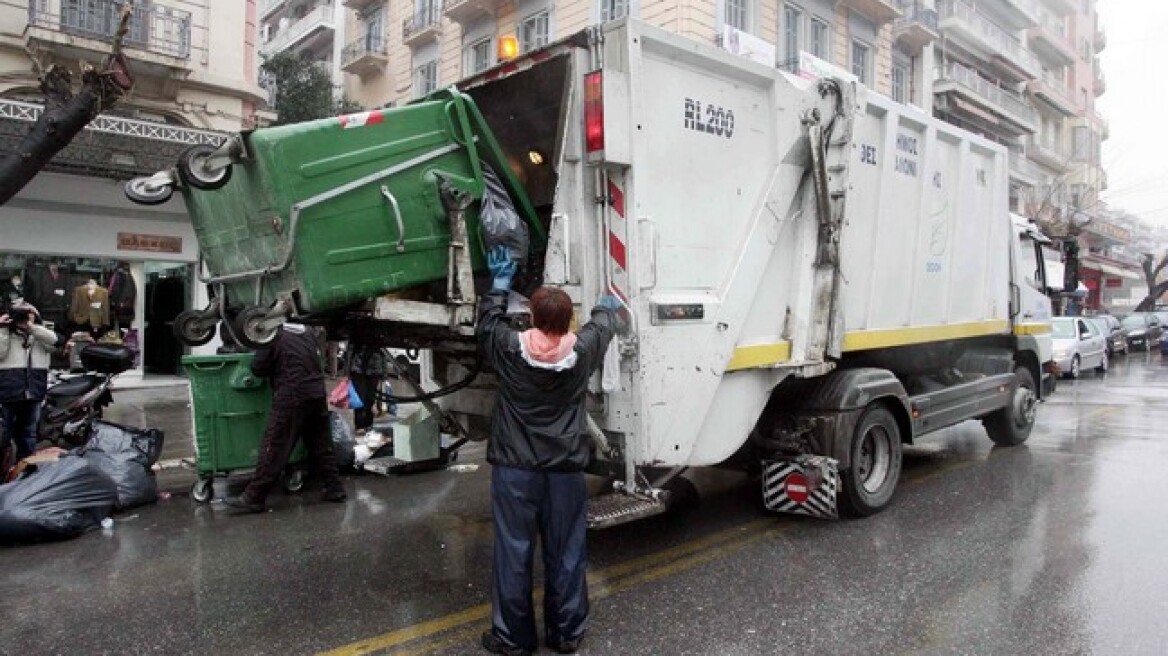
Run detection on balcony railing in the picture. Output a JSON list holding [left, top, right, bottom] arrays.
[[27, 0, 192, 59], [340, 34, 387, 74], [262, 4, 335, 56], [403, 2, 442, 43], [1009, 149, 1044, 183], [937, 0, 1041, 79], [260, 0, 285, 19], [936, 62, 1036, 127], [893, 1, 939, 50]]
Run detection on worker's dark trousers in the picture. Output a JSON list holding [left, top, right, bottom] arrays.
[[490, 465, 589, 652], [242, 398, 342, 503]]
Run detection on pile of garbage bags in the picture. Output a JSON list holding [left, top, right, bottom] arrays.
[[0, 421, 164, 546]]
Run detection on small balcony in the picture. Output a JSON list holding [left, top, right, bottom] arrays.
[[937, 0, 1042, 81], [1028, 72, 1076, 116], [343, 0, 384, 10], [1027, 138, 1071, 172], [838, 0, 902, 24], [260, 0, 286, 20], [25, 0, 192, 62], [893, 2, 939, 52], [402, 3, 442, 46], [261, 4, 335, 56], [1094, 69, 1106, 96], [1027, 11, 1076, 65], [444, 0, 500, 24], [340, 35, 387, 76], [1009, 148, 1044, 186], [934, 62, 1037, 135], [1095, 26, 1107, 51], [992, 0, 1040, 29], [1040, 0, 1075, 15]]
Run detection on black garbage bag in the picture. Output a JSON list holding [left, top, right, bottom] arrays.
[[77, 421, 164, 509], [330, 412, 356, 471], [0, 456, 118, 545], [480, 163, 530, 263]]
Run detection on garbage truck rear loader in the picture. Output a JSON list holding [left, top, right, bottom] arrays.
[[427, 19, 1054, 526], [144, 19, 1053, 526]]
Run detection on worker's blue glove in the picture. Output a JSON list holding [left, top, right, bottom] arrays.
[[596, 295, 622, 312], [487, 245, 517, 291]]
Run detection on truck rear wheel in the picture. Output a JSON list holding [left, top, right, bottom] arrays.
[[983, 366, 1036, 447], [839, 404, 902, 517]]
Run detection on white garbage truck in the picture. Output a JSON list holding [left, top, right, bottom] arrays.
[[364, 18, 1055, 526], [153, 18, 1055, 525]]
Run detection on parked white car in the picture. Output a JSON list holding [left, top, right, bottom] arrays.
[[1052, 316, 1108, 378]]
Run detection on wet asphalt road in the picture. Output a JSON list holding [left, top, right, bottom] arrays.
[[4, 353, 1168, 655]]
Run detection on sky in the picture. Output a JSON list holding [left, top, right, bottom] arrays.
[[1096, 0, 1168, 224]]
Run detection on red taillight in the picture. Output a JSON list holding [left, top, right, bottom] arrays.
[[584, 70, 604, 153]]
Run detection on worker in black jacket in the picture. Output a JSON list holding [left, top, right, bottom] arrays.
[[478, 245, 621, 656], [225, 321, 346, 513]]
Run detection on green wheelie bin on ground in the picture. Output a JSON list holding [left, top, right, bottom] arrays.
[[182, 353, 306, 503], [173, 88, 544, 346]]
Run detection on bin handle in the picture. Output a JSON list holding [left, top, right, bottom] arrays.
[[380, 185, 406, 253], [190, 361, 227, 371], [219, 411, 264, 419]]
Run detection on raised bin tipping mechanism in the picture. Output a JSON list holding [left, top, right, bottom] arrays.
[[129, 89, 544, 349]]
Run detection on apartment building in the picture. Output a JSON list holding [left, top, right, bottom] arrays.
[[258, 0, 349, 98], [0, 0, 267, 375]]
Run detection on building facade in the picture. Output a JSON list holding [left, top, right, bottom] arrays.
[[257, 0, 349, 99], [0, 0, 267, 376]]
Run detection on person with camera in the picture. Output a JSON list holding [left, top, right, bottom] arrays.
[[0, 303, 61, 460]]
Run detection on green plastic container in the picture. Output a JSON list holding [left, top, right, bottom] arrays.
[[183, 89, 543, 314], [182, 353, 305, 476]]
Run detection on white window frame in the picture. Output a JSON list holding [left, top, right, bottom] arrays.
[[600, 0, 628, 22], [465, 36, 493, 75], [891, 62, 908, 103], [519, 9, 551, 53], [809, 16, 829, 59], [362, 7, 384, 51], [781, 4, 802, 69], [723, 0, 752, 32], [851, 39, 871, 85], [414, 59, 438, 98]]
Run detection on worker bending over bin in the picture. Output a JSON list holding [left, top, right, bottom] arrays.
[[477, 245, 622, 656], [225, 320, 346, 513]]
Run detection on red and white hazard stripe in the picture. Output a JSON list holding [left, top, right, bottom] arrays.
[[338, 110, 385, 129], [606, 173, 630, 303]]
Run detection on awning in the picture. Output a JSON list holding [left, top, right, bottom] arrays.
[[1083, 261, 1142, 281]]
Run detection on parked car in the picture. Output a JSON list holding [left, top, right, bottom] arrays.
[[1087, 314, 1128, 357], [1052, 316, 1108, 378], [1119, 313, 1164, 351]]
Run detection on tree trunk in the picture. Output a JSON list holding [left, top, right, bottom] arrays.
[[1135, 253, 1168, 312], [0, 9, 134, 206]]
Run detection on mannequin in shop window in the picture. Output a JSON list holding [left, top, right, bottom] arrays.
[[69, 278, 110, 337], [107, 261, 137, 329], [27, 260, 71, 331]]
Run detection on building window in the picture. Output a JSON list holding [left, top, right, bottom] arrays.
[[601, 0, 628, 22], [891, 63, 908, 103], [520, 10, 550, 52], [414, 60, 437, 97], [725, 0, 749, 31], [781, 4, 802, 70], [362, 8, 384, 50], [851, 40, 870, 84], [809, 17, 829, 59], [466, 37, 492, 74]]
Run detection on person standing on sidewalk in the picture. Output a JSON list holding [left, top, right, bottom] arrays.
[[476, 246, 622, 656], [225, 320, 346, 513], [0, 304, 60, 460], [348, 343, 387, 434]]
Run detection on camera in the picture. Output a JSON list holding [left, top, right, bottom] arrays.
[[7, 307, 31, 326]]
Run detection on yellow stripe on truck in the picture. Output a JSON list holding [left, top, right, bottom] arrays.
[[1013, 322, 1052, 336], [726, 320, 1012, 371]]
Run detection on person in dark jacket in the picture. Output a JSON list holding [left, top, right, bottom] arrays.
[[0, 304, 60, 459], [225, 321, 346, 513], [477, 246, 620, 656], [348, 343, 387, 433]]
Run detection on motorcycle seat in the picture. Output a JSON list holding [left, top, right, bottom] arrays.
[[46, 375, 103, 399]]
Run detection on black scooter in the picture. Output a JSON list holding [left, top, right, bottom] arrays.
[[37, 343, 135, 448]]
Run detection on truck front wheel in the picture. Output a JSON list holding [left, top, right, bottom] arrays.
[[983, 366, 1037, 447], [839, 404, 903, 517]]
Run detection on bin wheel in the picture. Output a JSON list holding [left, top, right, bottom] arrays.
[[177, 144, 233, 190], [124, 176, 174, 205], [191, 478, 214, 504], [234, 306, 282, 349], [282, 470, 305, 493], [174, 310, 216, 346]]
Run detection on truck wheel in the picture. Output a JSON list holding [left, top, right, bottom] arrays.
[[839, 405, 902, 517], [174, 310, 216, 346], [177, 144, 233, 190], [983, 366, 1037, 447]]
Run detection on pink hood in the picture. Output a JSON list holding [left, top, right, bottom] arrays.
[[518, 329, 578, 371]]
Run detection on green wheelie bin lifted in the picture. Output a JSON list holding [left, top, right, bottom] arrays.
[[182, 353, 306, 503], [152, 88, 545, 348]]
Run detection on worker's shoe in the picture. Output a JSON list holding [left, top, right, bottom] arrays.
[[545, 637, 582, 654], [223, 496, 265, 514], [321, 486, 348, 503], [480, 630, 531, 656]]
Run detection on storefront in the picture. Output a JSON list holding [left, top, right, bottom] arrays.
[[1, 171, 214, 380]]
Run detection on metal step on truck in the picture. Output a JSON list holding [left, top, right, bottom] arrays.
[[128, 18, 1055, 527]]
